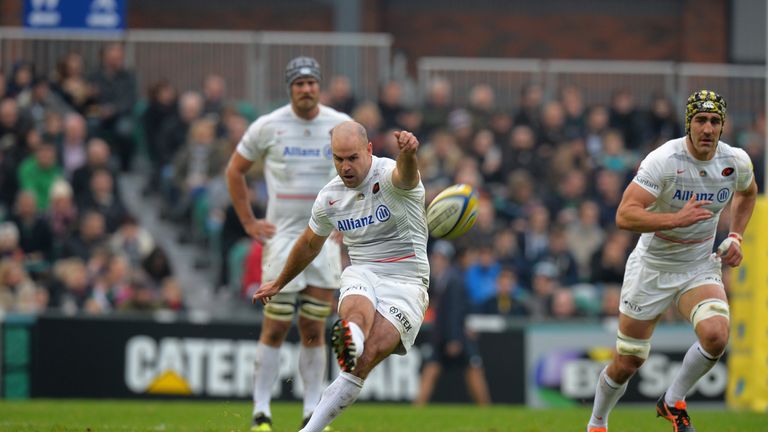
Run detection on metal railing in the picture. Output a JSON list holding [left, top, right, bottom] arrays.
[[0, 28, 392, 113]]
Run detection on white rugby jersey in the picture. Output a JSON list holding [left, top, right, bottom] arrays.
[[309, 156, 430, 282], [236, 104, 351, 236], [631, 137, 754, 271]]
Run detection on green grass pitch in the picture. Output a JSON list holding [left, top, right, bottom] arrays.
[[0, 400, 765, 431]]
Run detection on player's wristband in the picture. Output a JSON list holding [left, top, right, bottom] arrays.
[[727, 232, 743, 244]]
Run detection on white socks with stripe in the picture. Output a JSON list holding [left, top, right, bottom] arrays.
[[666, 341, 719, 405], [299, 371, 364, 432], [589, 366, 628, 429], [252, 344, 281, 418], [299, 345, 327, 419]]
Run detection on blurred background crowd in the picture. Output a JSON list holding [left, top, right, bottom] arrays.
[[0, 43, 765, 324]]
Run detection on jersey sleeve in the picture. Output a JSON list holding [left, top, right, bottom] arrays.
[[632, 151, 665, 197], [308, 193, 334, 237], [732, 147, 755, 192], [235, 116, 270, 161]]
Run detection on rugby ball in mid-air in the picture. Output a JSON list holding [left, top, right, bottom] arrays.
[[426, 184, 478, 239]]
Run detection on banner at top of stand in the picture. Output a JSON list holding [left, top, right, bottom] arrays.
[[24, 0, 126, 31]]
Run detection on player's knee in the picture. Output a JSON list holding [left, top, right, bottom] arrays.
[[690, 299, 730, 355], [297, 317, 325, 345], [697, 320, 729, 356]]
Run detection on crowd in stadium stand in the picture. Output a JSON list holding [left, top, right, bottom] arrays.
[[1, 44, 765, 323]]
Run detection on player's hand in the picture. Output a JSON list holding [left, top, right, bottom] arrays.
[[393, 130, 419, 154], [717, 233, 743, 266], [244, 219, 276, 243], [253, 280, 281, 305], [675, 195, 713, 227]]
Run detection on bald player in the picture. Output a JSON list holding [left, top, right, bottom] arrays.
[[254, 121, 430, 432]]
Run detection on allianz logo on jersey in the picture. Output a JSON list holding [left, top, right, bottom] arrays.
[[337, 205, 391, 231], [672, 188, 730, 203], [282, 144, 332, 159]]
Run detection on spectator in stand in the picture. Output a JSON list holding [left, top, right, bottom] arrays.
[[0, 223, 23, 262], [351, 101, 384, 146], [169, 118, 229, 223], [418, 129, 462, 189], [52, 52, 93, 115], [78, 168, 127, 233], [420, 77, 453, 137], [559, 84, 587, 139], [109, 215, 155, 268], [467, 83, 496, 131], [533, 226, 579, 287], [489, 109, 513, 145], [593, 169, 625, 229], [10, 190, 53, 268], [142, 246, 173, 287], [589, 229, 632, 286], [566, 200, 606, 281], [17, 76, 70, 130], [49, 257, 92, 313], [608, 88, 644, 151], [377, 80, 404, 130], [157, 91, 204, 177], [513, 82, 544, 131], [71, 138, 119, 199], [599, 284, 621, 319], [546, 169, 588, 224], [584, 105, 610, 158], [5, 62, 34, 98], [415, 241, 492, 406], [58, 113, 89, 180], [647, 95, 682, 149], [528, 261, 561, 320], [477, 265, 528, 316], [0, 258, 43, 313], [1, 97, 34, 171], [737, 112, 766, 190], [325, 75, 356, 114], [142, 79, 178, 194], [118, 273, 159, 312], [160, 277, 184, 311], [594, 129, 637, 179], [18, 142, 62, 211], [87, 42, 137, 171], [448, 108, 474, 151], [464, 243, 501, 312], [60, 210, 108, 261], [91, 253, 131, 310], [42, 111, 64, 149], [517, 203, 550, 269], [201, 73, 227, 121], [48, 180, 79, 255], [502, 124, 545, 177], [470, 128, 503, 185], [538, 100, 567, 148], [549, 288, 578, 319]]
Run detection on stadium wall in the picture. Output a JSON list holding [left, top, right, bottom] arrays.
[[0, 0, 728, 63], [0, 314, 728, 406]]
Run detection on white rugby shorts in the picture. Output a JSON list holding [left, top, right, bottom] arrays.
[[338, 265, 429, 355], [619, 250, 724, 321], [261, 233, 342, 294]]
